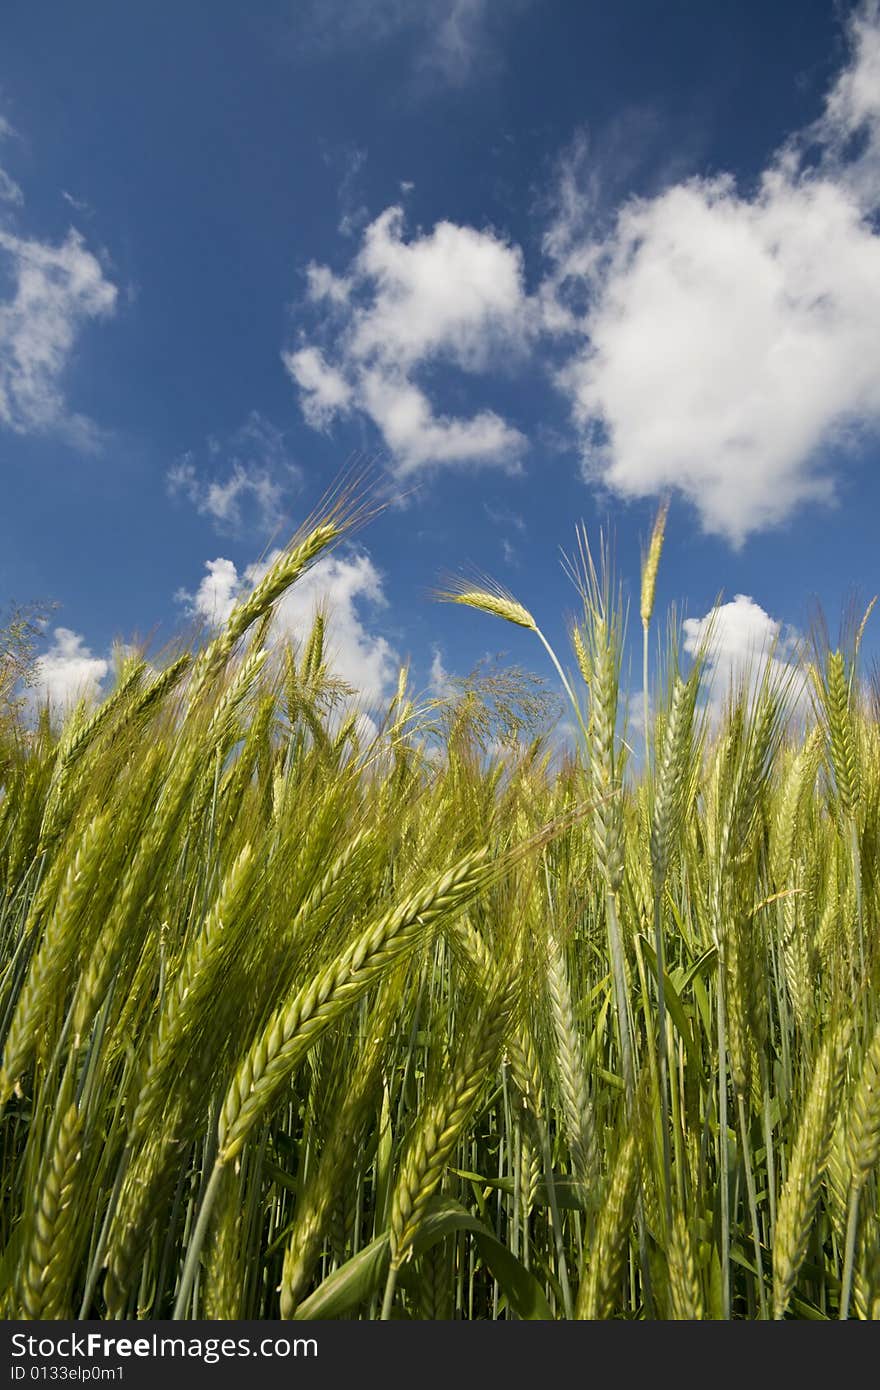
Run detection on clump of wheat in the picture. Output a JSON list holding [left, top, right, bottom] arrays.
[[218, 847, 492, 1163], [1, 494, 878, 1326]]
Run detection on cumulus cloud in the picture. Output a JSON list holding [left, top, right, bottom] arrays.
[[349, 207, 528, 369], [31, 627, 108, 711], [179, 548, 397, 705], [0, 227, 117, 443], [429, 646, 454, 698], [358, 369, 521, 475], [286, 206, 529, 474], [683, 593, 803, 719], [283, 347, 353, 430], [546, 1, 880, 544], [283, 6, 880, 533], [176, 557, 242, 629], [168, 412, 297, 535]]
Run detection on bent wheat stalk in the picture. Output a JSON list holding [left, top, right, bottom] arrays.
[[173, 847, 493, 1318]]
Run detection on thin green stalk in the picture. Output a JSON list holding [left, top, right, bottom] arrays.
[[643, 622, 650, 772], [737, 1091, 768, 1318], [717, 969, 731, 1320], [607, 888, 634, 1108], [839, 1184, 861, 1320], [535, 626, 589, 748], [653, 889, 673, 1234], [172, 1161, 225, 1320]]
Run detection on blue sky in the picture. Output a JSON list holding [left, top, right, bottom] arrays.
[[3, 1, 880, 726]]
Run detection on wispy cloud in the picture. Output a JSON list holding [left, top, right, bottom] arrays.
[[0, 167, 22, 207], [0, 228, 117, 445], [0, 112, 22, 207], [483, 503, 525, 530], [167, 412, 299, 536], [0, 111, 117, 446], [169, 459, 284, 534], [289, 0, 531, 89], [333, 145, 369, 239], [61, 190, 93, 216], [418, 0, 493, 85]]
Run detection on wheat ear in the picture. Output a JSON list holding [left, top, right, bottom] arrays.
[[18, 1102, 82, 1319], [576, 1127, 639, 1319], [840, 1019, 880, 1318], [773, 1022, 850, 1318]]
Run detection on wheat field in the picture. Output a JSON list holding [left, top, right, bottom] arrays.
[[2, 497, 879, 1321]]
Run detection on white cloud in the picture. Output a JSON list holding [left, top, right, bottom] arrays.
[[178, 557, 242, 629], [359, 369, 523, 475], [61, 190, 92, 216], [286, 206, 529, 474], [169, 458, 284, 533], [332, 145, 369, 239], [283, 347, 353, 430], [304, 262, 352, 306], [179, 548, 397, 705], [817, 0, 880, 202], [682, 594, 803, 719], [541, 133, 596, 274], [0, 167, 22, 206], [0, 113, 22, 207], [206, 466, 281, 528], [350, 207, 528, 369], [169, 458, 285, 532], [31, 627, 108, 711], [283, 5, 880, 533], [547, 1, 880, 544], [429, 646, 454, 698], [0, 227, 117, 442], [270, 550, 396, 703], [168, 412, 296, 535]]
